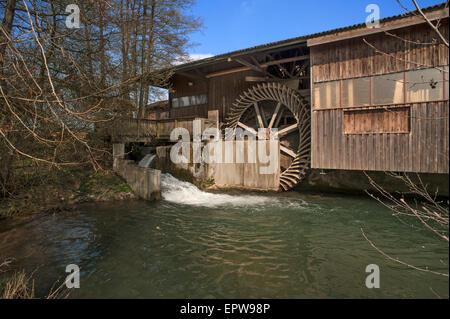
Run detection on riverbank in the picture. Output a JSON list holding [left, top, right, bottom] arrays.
[[0, 165, 136, 219]]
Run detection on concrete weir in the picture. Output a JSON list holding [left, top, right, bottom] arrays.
[[113, 143, 162, 200]]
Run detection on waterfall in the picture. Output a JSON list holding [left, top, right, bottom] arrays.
[[138, 154, 156, 168], [161, 173, 276, 208]]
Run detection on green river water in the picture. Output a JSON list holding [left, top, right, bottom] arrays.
[[0, 174, 448, 298]]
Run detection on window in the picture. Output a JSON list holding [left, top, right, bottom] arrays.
[[314, 67, 447, 110], [406, 68, 444, 102], [342, 77, 370, 107], [172, 94, 207, 108], [373, 72, 404, 105], [343, 107, 410, 134], [313, 81, 340, 109]]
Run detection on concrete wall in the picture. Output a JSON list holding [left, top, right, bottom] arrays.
[[213, 140, 280, 191], [114, 159, 161, 200], [154, 145, 214, 186], [295, 169, 449, 197], [113, 143, 125, 171], [113, 143, 161, 200], [154, 140, 280, 191]]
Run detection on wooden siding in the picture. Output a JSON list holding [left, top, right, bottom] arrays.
[[208, 70, 261, 122], [171, 74, 208, 98], [311, 100, 449, 173], [169, 74, 209, 118], [169, 70, 261, 121], [169, 104, 209, 118], [310, 19, 449, 173], [310, 20, 449, 83]]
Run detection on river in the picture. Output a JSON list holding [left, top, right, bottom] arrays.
[[0, 174, 448, 298]]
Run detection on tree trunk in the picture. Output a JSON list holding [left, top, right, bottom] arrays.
[[0, 0, 16, 96], [0, 0, 16, 196]]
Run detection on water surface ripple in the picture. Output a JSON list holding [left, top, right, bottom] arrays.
[[0, 174, 448, 298]]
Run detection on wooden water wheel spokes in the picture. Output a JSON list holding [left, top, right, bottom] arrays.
[[225, 83, 311, 191]]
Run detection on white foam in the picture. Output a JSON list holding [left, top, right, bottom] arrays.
[[161, 173, 276, 208]]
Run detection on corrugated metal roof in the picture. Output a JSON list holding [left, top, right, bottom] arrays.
[[173, 2, 448, 72]]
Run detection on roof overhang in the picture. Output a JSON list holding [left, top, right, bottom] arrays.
[[307, 7, 449, 47], [147, 3, 448, 89]]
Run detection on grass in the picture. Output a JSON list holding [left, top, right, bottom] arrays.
[[0, 163, 135, 218], [0, 260, 70, 299], [1, 270, 36, 299]]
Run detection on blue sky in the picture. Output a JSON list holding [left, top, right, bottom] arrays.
[[187, 0, 445, 59]]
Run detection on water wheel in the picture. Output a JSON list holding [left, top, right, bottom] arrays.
[[224, 83, 311, 191]]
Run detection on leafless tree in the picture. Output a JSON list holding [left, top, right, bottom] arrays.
[[365, 172, 449, 242], [0, 0, 201, 197]]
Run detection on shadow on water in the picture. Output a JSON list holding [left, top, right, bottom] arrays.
[[0, 174, 448, 298]]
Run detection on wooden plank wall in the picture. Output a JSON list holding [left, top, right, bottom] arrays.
[[310, 20, 449, 83], [310, 20, 449, 173], [311, 101, 449, 173], [208, 70, 261, 122], [169, 70, 261, 121], [169, 74, 209, 118], [169, 104, 208, 118], [171, 74, 208, 98]]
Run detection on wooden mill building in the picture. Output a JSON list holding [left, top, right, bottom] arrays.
[[143, 3, 449, 192]]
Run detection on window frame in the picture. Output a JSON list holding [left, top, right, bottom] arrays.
[[171, 94, 208, 108]]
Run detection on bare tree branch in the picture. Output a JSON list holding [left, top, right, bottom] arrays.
[[411, 0, 449, 47]]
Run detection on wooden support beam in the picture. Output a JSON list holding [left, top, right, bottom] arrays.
[[250, 56, 263, 68], [260, 106, 268, 128], [280, 145, 297, 158], [205, 55, 310, 80], [237, 121, 257, 136], [253, 102, 266, 128], [268, 102, 281, 129], [235, 58, 268, 75], [277, 123, 298, 137], [274, 108, 284, 128], [261, 55, 310, 67], [205, 66, 251, 78]]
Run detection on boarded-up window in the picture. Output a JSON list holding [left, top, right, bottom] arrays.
[[342, 77, 370, 107], [313, 81, 340, 109], [343, 107, 410, 134], [373, 72, 404, 105], [406, 68, 444, 102]]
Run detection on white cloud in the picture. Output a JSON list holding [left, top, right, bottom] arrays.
[[188, 53, 214, 61], [173, 53, 214, 65]]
